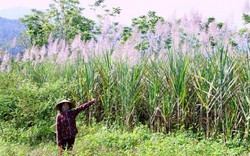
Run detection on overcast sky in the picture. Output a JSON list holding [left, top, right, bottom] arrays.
[[0, 0, 249, 28]]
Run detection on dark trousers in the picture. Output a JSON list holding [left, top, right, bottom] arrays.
[[61, 137, 75, 151]]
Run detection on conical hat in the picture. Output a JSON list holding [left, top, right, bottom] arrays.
[[54, 99, 75, 111]]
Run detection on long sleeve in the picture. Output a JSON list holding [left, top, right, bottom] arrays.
[[56, 115, 62, 147], [73, 100, 95, 116]]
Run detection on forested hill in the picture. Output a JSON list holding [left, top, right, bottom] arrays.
[[0, 17, 25, 55]]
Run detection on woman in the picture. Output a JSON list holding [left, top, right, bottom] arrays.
[[55, 99, 95, 155]]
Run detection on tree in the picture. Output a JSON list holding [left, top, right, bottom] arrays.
[[48, 0, 96, 41], [20, 0, 97, 47], [131, 11, 164, 52], [132, 11, 164, 34], [20, 9, 52, 47], [243, 14, 250, 24], [205, 17, 215, 31]]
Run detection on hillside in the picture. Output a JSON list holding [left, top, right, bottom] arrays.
[[0, 17, 25, 55]]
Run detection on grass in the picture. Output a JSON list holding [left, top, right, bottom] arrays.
[[0, 123, 249, 156], [1, 51, 250, 147], [1, 12, 250, 155]]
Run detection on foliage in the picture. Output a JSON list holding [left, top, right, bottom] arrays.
[[130, 11, 164, 53], [20, 0, 98, 47], [121, 26, 132, 42], [132, 11, 164, 34], [0, 46, 249, 146], [20, 9, 52, 47], [0, 124, 248, 156], [243, 14, 250, 25], [1, 5, 250, 154]]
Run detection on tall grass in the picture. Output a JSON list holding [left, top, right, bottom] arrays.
[[0, 12, 250, 144]]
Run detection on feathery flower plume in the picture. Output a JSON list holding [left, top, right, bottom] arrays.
[[180, 14, 189, 28], [113, 25, 123, 42], [15, 52, 22, 62], [69, 49, 78, 63], [220, 24, 231, 48], [101, 16, 111, 36], [4, 10, 249, 69], [48, 39, 59, 61], [71, 34, 81, 50], [171, 22, 181, 51], [29, 46, 39, 62], [0, 52, 11, 72], [48, 33, 54, 44], [235, 33, 248, 51], [29, 46, 40, 66], [190, 11, 202, 31], [39, 45, 47, 62], [199, 31, 209, 46], [208, 21, 221, 44], [22, 49, 30, 62], [147, 31, 156, 53], [182, 39, 189, 54], [155, 21, 164, 37], [56, 40, 69, 63]]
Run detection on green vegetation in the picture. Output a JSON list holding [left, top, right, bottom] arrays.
[[1, 0, 250, 155], [243, 14, 250, 24], [1, 46, 250, 155], [0, 123, 248, 156], [20, 0, 98, 47]]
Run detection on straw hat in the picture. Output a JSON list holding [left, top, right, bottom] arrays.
[[54, 99, 75, 111]]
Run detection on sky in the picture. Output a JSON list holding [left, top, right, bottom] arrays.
[[0, 0, 249, 29]]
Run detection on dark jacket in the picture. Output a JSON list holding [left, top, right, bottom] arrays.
[[56, 101, 94, 146]]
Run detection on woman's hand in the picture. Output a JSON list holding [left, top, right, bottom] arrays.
[[89, 99, 96, 104]]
